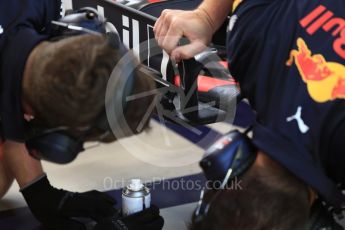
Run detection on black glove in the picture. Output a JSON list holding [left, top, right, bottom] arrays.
[[93, 205, 164, 230], [21, 174, 116, 230]]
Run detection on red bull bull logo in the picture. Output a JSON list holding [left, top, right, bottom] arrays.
[[287, 38, 345, 103], [300, 5, 345, 59]]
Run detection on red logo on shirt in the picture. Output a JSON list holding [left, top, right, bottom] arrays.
[[287, 38, 345, 103], [300, 5, 345, 59]]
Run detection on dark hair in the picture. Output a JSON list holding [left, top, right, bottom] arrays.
[[191, 156, 310, 230], [23, 34, 155, 140]]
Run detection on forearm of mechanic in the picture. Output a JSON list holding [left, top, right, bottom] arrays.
[[3, 141, 44, 188], [197, 0, 234, 33]]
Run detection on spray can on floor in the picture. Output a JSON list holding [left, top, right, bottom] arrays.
[[122, 179, 151, 216]]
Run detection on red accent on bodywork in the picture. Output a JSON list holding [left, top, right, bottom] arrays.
[[219, 61, 228, 69], [174, 75, 236, 92]]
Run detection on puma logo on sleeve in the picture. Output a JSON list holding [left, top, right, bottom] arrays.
[[286, 106, 310, 134]]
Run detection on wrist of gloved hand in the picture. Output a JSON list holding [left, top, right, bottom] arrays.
[[21, 174, 117, 230], [93, 205, 164, 230]]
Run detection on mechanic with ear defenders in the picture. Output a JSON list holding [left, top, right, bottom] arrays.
[[0, 0, 163, 229], [154, 0, 345, 229]]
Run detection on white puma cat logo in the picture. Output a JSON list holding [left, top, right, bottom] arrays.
[[286, 106, 309, 134]]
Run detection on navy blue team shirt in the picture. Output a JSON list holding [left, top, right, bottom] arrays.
[[0, 0, 61, 142], [228, 0, 345, 207]]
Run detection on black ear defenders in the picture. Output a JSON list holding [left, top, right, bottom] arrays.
[[25, 7, 136, 164], [194, 129, 257, 223], [26, 129, 84, 164], [199, 129, 257, 185], [195, 129, 343, 229]]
